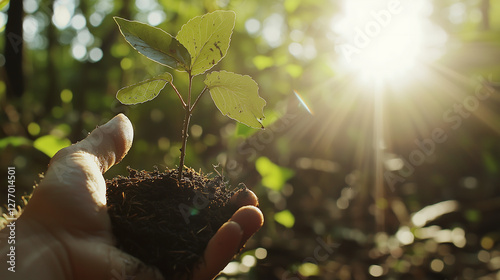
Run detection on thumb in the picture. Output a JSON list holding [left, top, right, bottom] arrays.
[[50, 113, 134, 176], [41, 113, 134, 201], [24, 114, 133, 227]]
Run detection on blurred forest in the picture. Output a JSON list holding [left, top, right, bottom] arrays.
[[1, 0, 500, 279]]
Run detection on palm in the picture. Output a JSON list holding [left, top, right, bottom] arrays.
[[3, 114, 262, 280]]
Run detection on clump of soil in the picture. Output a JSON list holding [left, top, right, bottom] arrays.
[[106, 167, 240, 279]]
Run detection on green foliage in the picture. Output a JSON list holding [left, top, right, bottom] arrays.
[[205, 71, 266, 128], [115, 10, 266, 174], [255, 156, 294, 191], [177, 10, 235, 76], [6, 1, 500, 278], [0, 0, 9, 12], [114, 17, 191, 71], [117, 73, 173, 104], [0, 136, 31, 149], [253, 55, 275, 70], [115, 10, 265, 128], [274, 209, 295, 228], [33, 135, 71, 158]]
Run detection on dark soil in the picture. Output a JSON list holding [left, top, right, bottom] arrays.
[[106, 167, 240, 279]]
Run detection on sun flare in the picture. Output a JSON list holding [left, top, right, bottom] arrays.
[[332, 0, 448, 84], [323, 0, 455, 230]]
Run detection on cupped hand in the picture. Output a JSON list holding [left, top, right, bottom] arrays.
[[0, 114, 263, 280]]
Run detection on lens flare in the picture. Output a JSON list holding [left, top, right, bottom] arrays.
[[294, 90, 314, 115]]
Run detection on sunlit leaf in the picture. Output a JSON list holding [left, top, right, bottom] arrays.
[[286, 64, 303, 78], [205, 71, 266, 128], [117, 73, 173, 105], [235, 122, 255, 137], [253, 55, 274, 70], [0, 0, 9, 11], [34, 135, 71, 158], [236, 110, 280, 137], [255, 156, 294, 191], [298, 263, 320, 277], [284, 0, 301, 13], [177, 10, 235, 76], [0, 136, 32, 149], [114, 17, 191, 71], [274, 210, 295, 228]]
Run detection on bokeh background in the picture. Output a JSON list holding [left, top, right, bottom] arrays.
[[1, 0, 500, 279]]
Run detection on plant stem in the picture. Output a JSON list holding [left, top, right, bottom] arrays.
[[178, 108, 191, 180], [170, 82, 187, 109], [178, 74, 194, 180], [177, 78, 210, 180], [190, 86, 207, 111]]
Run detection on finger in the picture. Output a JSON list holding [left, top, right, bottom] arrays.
[[229, 206, 264, 246], [230, 187, 259, 207], [50, 113, 133, 174], [24, 114, 133, 228], [41, 113, 133, 199], [190, 207, 264, 280], [191, 221, 243, 280]]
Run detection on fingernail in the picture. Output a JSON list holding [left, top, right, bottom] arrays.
[[230, 187, 259, 207], [100, 114, 121, 131]]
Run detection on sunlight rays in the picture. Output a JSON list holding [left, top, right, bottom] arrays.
[[282, 3, 499, 232], [331, 0, 447, 86], [300, 0, 500, 231]]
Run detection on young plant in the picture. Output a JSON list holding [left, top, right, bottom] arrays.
[[114, 11, 266, 179]]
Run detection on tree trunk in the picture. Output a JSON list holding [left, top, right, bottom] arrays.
[[5, 0, 24, 98]]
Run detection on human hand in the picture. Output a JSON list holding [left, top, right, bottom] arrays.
[[0, 114, 263, 280]]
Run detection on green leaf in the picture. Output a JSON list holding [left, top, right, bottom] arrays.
[[252, 55, 274, 70], [117, 73, 173, 105], [114, 17, 190, 71], [0, 136, 32, 149], [177, 10, 235, 76], [274, 210, 295, 228], [205, 71, 266, 128], [298, 263, 320, 277], [33, 135, 71, 158], [284, 0, 301, 13], [255, 156, 294, 191], [0, 0, 9, 11]]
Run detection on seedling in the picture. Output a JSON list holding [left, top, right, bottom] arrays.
[[114, 10, 266, 179], [110, 11, 266, 277]]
